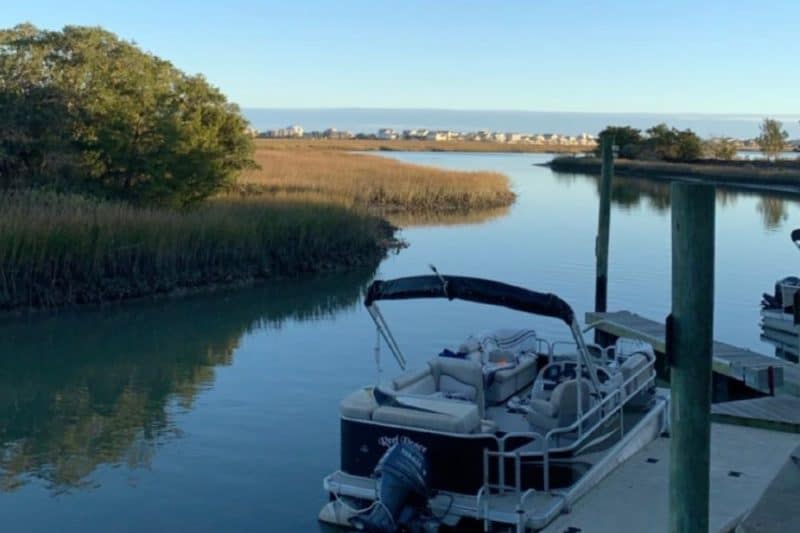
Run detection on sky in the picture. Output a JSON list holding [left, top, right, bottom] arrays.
[[3, 1, 799, 115]]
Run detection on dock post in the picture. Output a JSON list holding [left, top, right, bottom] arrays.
[[669, 182, 715, 533], [594, 133, 614, 344]]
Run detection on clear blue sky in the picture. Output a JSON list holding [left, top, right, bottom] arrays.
[[3, 1, 799, 114]]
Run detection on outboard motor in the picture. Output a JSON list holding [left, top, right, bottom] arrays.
[[350, 442, 430, 532]]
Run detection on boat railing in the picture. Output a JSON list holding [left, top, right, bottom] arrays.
[[481, 358, 656, 502], [550, 340, 614, 364]]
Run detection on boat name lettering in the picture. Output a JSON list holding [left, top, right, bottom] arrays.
[[377, 435, 427, 454]]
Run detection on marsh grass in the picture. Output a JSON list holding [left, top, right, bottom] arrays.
[[0, 190, 389, 310], [239, 143, 516, 211], [257, 138, 589, 154]]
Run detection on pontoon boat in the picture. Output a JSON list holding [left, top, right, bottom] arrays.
[[320, 274, 669, 532], [761, 229, 800, 339]]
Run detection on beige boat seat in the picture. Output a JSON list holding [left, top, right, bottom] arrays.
[[621, 352, 651, 397], [485, 355, 538, 404], [340, 387, 379, 420], [526, 379, 592, 432], [372, 396, 481, 434]]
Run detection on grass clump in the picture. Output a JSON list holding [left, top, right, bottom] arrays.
[[0, 190, 390, 310]]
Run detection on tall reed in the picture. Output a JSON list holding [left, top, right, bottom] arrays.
[[0, 190, 389, 310], [239, 145, 516, 211]]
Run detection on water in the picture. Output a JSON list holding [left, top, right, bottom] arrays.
[[243, 108, 800, 139], [2, 153, 800, 532]]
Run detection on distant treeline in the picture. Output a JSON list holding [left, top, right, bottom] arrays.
[[596, 118, 796, 163]]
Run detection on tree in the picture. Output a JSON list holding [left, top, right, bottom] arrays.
[[595, 126, 642, 158], [705, 138, 738, 160], [0, 24, 255, 206], [673, 129, 703, 161], [756, 118, 788, 160], [643, 124, 702, 161]]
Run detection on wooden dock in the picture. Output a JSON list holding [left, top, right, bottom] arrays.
[[712, 396, 800, 433], [585, 310, 800, 397]]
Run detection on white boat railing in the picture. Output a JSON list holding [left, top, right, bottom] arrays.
[[481, 357, 656, 503]]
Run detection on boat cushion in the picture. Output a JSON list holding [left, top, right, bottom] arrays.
[[486, 355, 538, 404], [372, 396, 480, 434], [392, 367, 432, 391], [621, 352, 650, 396], [340, 387, 378, 420], [430, 357, 485, 411], [438, 375, 477, 401]]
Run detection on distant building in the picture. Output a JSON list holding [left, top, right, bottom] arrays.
[[377, 128, 399, 140], [286, 125, 304, 138], [323, 128, 354, 140], [425, 131, 449, 141]]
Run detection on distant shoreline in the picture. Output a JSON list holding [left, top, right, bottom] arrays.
[[256, 138, 591, 154], [546, 156, 800, 193]]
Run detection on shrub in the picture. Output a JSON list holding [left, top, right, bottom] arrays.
[[0, 24, 254, 207]]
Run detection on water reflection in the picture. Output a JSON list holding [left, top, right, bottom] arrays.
[[0, 269, 375, 493], [552, 171, 799, 228], [386, 205, 511, 228]]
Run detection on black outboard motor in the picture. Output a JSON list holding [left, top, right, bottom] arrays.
[[350, 442, 430, 532]]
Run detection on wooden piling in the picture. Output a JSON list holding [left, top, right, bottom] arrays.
[[669, 182, 715, 533], [594, 134, 614, 344]]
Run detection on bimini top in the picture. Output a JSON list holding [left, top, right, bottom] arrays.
[[364, 275, 575, 325]]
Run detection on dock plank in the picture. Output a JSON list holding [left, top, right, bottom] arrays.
[[712, 397, 800, 433], [586, 310, 800, 396]]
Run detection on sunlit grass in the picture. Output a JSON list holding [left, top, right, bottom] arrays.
[[0, 190, 389, 310], [238, 142, 516, 211]]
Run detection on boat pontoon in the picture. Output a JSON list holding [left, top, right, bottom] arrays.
[[761, 229, 800, 340], [320, 274, 669, 532]]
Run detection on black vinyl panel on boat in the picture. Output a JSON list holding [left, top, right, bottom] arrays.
[[364, 275, 575, 324]]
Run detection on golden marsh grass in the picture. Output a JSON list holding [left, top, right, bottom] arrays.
[[239, 141, 516, 212], [0, 190, 389, 310]]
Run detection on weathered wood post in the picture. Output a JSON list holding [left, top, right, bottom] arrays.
[[669, 182, 715, 533], [594, 133, 614, 344]]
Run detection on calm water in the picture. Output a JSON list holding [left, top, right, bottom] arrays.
[[2, 153, 800, 532], [243, 108, 800, 139]]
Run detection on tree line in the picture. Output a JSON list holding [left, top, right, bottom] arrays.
[[597, 118, 794, 162], [0, 24, 255, 207]]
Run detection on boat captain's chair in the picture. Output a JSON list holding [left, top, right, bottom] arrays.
[[526, 378, 592, 432]]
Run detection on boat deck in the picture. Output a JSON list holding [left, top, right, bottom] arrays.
[[586, 310, 800, 396]]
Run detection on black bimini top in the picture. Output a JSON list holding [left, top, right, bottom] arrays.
[[364, 275, 575, 325]]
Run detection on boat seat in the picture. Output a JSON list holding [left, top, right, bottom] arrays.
[[526, 379, 592, 432], [372, 396, 481, 434], [486, 355, 538, 404], [393, 367, 437, 395], [340, 387, 378, 420], [389, 357, 485, 417], [621, 352, 650, 397], [429, 357, 485, 416]]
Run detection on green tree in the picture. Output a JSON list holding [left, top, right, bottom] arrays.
[[0, 24, 255, 206], [674, 129, 703, 161], [705, 137, 738, 160], [595, 126, 642, 158], [756, 118, 788, 160], [644, 124, 702, 161]]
